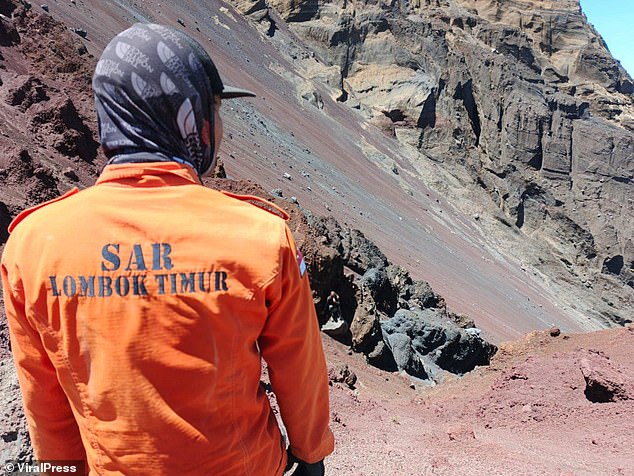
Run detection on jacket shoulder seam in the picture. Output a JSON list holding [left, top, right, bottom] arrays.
[[8, 188, 80, 234]]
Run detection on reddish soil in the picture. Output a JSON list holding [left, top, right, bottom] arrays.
[[324, 325, 634, 475]]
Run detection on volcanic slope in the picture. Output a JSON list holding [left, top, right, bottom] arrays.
[[14, 0, 632, 344], [1, 2, 634, 471]]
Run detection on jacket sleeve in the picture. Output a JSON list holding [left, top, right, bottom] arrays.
[[1, 257, 86, 461], [258, 224, 335, 464]]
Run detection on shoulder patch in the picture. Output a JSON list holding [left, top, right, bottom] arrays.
[[8, 188, 80, 234], [220, 191, 289, 221], [296, 246, 307, 278]]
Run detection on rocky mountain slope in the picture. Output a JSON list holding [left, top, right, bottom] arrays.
[[1, 0, 633, 469], [229, 0, 634, 327], [2, 0, 630, 344]]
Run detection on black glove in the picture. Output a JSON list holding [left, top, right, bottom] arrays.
[[285, 450, 325, 476], [292, 460, 324, 476]]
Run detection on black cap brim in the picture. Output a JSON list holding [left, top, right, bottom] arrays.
[[219, 85, 256, 99]]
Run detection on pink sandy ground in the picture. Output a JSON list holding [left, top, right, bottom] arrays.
[[323, 326, 634, 476]]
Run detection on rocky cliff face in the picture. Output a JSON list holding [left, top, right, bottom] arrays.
[[230, 0, 634, 325], [0, 0, 628, 338]]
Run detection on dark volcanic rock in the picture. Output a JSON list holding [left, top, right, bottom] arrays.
[[361, 267, 396, 315], [384, 332, 429, 380], [0, 202, 11, 243], [303, 211, 497, 379], [308, 215, 388, 274], [340, 228, 389, 275], [0, 11, 20, 46], [386, 264, 444, 310], [382, 308, 497, 378]]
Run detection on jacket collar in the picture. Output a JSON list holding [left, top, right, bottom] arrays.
[[96, 162, 202, 187]]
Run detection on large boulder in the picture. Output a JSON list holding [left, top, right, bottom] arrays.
[[381, 308, 497, 378], [306, 215, 388, 275], [361, 267, 396, 315], [383, 332, 428, 379], [340, 227, 389, 274], [386, 264, 445, 309], [580, 352, 634, 403], [347, 284, 397, 371], [349, 291, 382, 355]]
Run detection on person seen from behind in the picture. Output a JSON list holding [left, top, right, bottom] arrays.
[[1, 23, 334, 475]]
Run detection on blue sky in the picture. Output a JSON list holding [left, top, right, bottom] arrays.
[[579, 0, 634, 76]]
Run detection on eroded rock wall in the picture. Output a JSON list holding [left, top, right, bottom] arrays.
[[231, 0, 634, 324]]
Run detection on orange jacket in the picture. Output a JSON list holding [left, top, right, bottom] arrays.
[[1, 162, 334, 475]]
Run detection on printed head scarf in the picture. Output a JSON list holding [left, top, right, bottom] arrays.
[[93, 23, 254, 176]]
